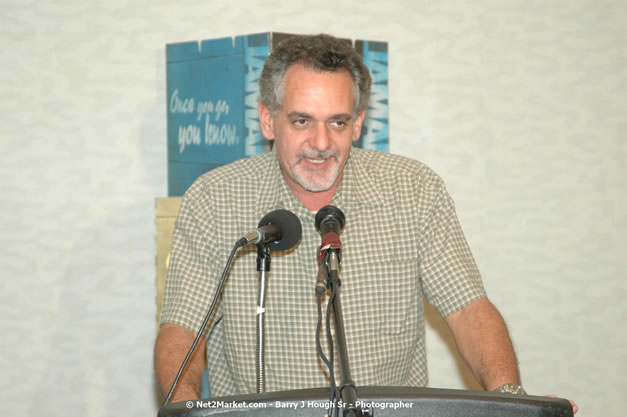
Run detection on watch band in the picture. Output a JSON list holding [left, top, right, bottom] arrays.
[[493, 383, 527, 395]]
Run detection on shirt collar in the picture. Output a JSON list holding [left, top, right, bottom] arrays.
[[332, 147, 386, 215], [255, 147, 386, 221], [255, 150, 311, 220]]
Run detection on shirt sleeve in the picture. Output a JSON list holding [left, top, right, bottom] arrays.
[[159, 185, 221, 338], [419, 180, 487, 317]]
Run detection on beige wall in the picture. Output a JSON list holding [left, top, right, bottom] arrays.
[[1, 1, 625, 416]]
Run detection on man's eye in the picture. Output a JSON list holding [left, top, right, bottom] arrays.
[[330, 120, 347, 129], [293, 119, 308, 127]]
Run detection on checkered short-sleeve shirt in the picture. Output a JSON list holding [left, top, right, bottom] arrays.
[[161, 147, 486, 397]]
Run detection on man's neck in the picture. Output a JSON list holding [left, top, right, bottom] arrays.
[[281, 164, 345, 212], [295, 189, 335, 212], [285, 175, 341, 212]]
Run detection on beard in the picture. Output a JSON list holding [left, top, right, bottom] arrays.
[[291, 150, 341, 192]]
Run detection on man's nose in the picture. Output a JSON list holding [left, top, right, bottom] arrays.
[[309, 122, 330, 151]]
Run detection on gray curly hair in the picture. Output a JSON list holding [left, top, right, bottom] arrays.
[[259, 34, 372, 117]]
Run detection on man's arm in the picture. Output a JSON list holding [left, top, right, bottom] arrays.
[[444, 297, 521, 391], [446, 297, 580, 414], [154, 323, 206, 403]]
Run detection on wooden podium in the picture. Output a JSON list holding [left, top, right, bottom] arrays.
[[158, 386, 573, 417]]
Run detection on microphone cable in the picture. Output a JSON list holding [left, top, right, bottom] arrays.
[[162, 239, 244, 407], [316, 286, 339, 417]]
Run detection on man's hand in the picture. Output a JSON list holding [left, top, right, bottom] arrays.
[[155, 323, 206, 404], [547, 394, 579, 415]]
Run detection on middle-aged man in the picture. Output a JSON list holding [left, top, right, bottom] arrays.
[[155, 33, 577, 413]]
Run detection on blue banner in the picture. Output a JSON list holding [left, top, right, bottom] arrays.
[[166, 33, 388, 196]]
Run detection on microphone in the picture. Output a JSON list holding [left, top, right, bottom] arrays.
[[238, 209, 302, 251], [164, 209, 301, 406], [315, 205, 345, 263], [315, 205, 345, 295]]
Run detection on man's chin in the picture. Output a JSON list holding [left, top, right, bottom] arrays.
[[300, 183, 334, 193], [296, 177, 336, 193]]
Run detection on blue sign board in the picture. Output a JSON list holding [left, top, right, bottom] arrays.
[[166, 33, 388, 196]]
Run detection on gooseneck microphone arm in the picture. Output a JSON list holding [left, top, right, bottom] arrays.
[[162, 240, 243, 407], [315, 206, 369, 417], [254, 209, 302, 394], [256, 243, 270, 393]]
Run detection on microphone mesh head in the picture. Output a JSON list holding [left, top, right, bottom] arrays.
[[315, 205, 345, 231], [258, 209, 302, 251]]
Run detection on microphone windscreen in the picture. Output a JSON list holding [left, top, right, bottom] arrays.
[[315, 205, 345, 232], [258, 209, 302, 251]]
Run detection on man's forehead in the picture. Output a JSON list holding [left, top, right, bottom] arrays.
[[280, 65, 354, 103]]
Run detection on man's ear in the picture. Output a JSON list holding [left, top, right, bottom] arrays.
[[258, 102, 275, 141], [351, 111, 366, 142]]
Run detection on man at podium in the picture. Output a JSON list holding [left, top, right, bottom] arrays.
[[154, 33, 576, 414]]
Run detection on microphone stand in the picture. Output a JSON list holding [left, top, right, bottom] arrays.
[[321, 249, 370, 417], [256, 243, 271, 393]]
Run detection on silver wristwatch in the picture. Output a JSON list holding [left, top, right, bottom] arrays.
[[493, 383, 527, 395]]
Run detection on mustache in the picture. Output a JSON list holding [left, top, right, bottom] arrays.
[[297, 150, 339, 161]]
